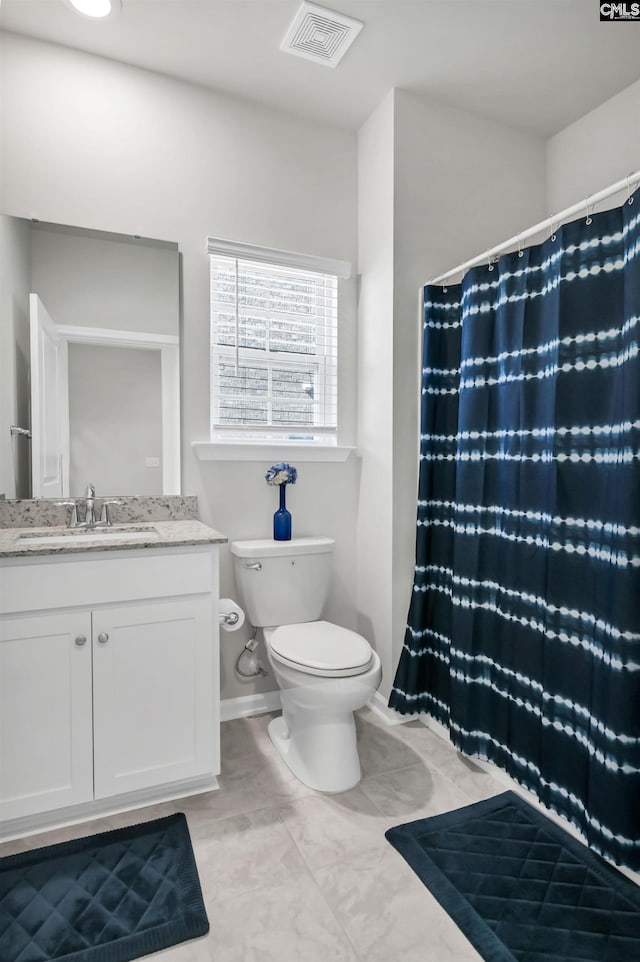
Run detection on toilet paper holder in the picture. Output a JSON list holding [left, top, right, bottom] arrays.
[[219, 610, 240, 626], [218, 598, 245, 632]]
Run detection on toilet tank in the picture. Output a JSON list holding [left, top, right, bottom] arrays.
[[230, 537, 335, 627]]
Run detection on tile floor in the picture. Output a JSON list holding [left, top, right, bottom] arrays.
[[1, 708, 506, 961]]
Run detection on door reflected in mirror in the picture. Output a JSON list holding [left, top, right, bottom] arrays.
[[0, 217, 181, 499]]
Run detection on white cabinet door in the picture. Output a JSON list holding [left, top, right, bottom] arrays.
[[92, 598, 214, 799], [0, 611, 93, 821]]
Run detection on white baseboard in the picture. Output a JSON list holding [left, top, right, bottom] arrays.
[[221, 689, 407, 727], [367, 690, 409, 726], [419, 712, 453, 743], [220, 690, 282, 722]]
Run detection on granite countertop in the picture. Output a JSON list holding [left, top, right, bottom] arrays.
[[0, 519, 227, 559], [0, 496, 227, 559]]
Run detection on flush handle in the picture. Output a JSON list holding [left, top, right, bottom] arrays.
[[97, 632, 109, 644], [242, 562, 262, 571]]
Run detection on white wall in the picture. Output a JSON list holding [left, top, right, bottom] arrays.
[[356, 91, 395, 686], [0, 215, 31, 499], [547, 75, 640, 212], [1, 33, 359, 701], [356, 90, 548, 698]]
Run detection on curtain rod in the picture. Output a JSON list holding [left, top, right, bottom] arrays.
[[428, 169, 640, 287]]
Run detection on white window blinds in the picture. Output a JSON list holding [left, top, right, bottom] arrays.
[[209, 239, 349, 444]]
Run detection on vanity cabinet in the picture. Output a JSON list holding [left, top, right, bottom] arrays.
[[92, 597, 214, 799], [0, 610, 94, 820], [0, 545, 220, 832]]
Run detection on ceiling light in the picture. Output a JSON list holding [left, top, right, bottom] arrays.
[[64, 0, 122, 20]]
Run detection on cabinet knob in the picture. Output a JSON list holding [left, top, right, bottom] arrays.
[[97, 632, 109, 644], [75, 635, 87, 647]]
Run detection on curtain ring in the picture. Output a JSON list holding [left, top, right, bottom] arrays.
[[517, 235, 524, 258], [442, 284, 448, 293], [627, 175, 635, 206], [488, 252, 494, 272], [550, 219, 558, 242], [584, 197, 593, 225]]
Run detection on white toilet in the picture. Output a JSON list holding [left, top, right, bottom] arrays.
[[230, 537, 382, 793]]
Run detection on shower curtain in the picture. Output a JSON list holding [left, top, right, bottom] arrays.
[[389, 195, 640, 869]]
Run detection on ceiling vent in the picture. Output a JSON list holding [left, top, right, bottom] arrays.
[[281, 2, 363, 68]]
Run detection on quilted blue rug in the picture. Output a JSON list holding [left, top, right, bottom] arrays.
[[0, 813, 209, 962], [386, 791, 640, 962]]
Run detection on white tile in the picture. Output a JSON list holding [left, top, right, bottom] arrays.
[[360, 762, 471, 822], [314, 846, 483, 962], [220, 712, 277, 764], [204, 875, 360, 961], [190, 807, 308, 903], [278, 785, 389, 871], [355, 713, 425, 777]]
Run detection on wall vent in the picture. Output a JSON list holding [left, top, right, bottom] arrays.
[[281, 2, 363, 68]]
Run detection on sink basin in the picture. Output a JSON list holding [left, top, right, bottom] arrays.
[[15, 525, 160, 547]]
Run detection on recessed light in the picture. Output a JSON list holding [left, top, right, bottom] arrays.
[[64, 0, 122, 20]]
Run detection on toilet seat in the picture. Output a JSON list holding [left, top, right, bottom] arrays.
[[269, 620, 373, 678]]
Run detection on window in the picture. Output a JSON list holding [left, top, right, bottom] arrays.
[[208, 238, 350, 446]]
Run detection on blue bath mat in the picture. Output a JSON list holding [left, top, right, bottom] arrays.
[[0, 812, 209, 962], [386, 791, 640, 962]]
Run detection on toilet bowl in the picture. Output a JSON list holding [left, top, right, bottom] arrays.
[[230, 538, 382, 793], [264, 621, 382, 793]]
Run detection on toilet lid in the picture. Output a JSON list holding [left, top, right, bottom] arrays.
[[270, 620, 373, 676]]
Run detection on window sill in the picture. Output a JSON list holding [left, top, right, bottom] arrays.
[[192, 441, 355, 463]]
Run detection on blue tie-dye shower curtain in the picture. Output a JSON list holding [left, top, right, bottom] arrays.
[[389, 195, 640, 869]]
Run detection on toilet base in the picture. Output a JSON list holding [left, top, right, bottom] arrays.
[[268, 711, 362, 794]]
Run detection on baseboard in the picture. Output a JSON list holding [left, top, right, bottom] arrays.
[[221, 689, 408, 727], [418, 712, 452, 743], [367, 690, 409, 726], [220, 690, 282, 722]]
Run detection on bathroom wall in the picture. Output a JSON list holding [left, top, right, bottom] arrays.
[[0, 215, 31, 500], [0, 33, 358, 701], [356, 90, 548, 698], [356, 92, 395, 685], [547, 75, 640, 212]]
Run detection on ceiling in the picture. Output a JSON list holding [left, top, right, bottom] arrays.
[[2, 0, 640, 137]]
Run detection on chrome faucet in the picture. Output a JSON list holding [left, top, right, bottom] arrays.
[[98, 499, 123, 526], [56, 484, 123, 529], [55, 500, 79, 528], [84, 483, 97, 526]]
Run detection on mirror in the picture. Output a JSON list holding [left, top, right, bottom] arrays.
[[0, 216, 180, 499]]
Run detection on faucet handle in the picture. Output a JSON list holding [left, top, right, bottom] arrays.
[[99, 499, 123, 526], [55, 500, 79, 528], [85, 482, 96, 499]]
